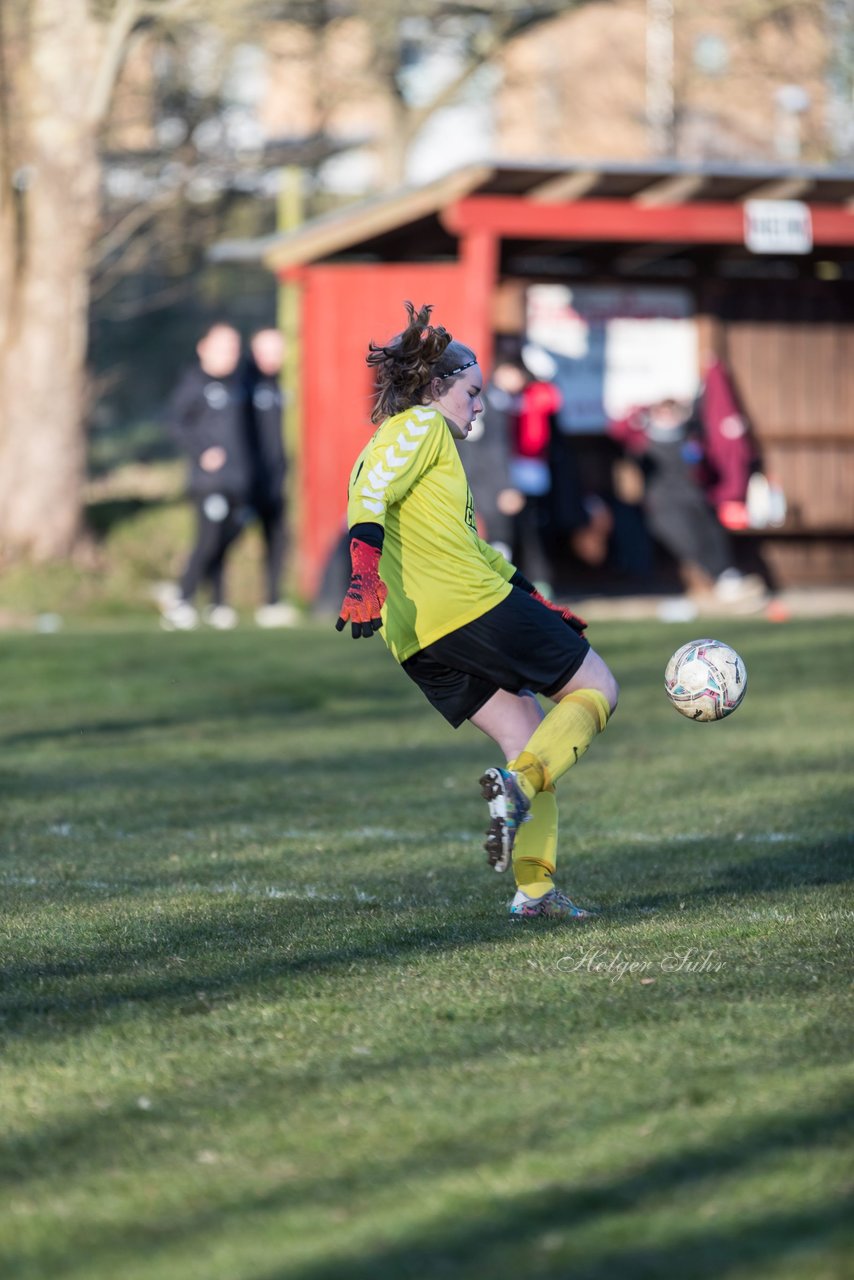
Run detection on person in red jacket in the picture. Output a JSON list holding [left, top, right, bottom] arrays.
[[508, 370, 561, 592]]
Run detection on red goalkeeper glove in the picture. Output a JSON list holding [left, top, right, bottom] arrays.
[[335, 538, 388, 639], [511, 570, 587, 635]]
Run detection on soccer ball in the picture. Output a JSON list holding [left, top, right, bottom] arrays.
[[664, 638, 747, 721]]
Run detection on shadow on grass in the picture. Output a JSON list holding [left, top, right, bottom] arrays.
[[0, 900, 516, 1039], [4, 1092, 851, 1279], [0, 1021, 546, 1191], [2, 735, 852, 1050], [0, 671, 418, 748], [277, 1200, 853, 1280], [605, 826, 854, 916], [0, 732, 460, 808], [0, 858, 847, 1052], [0, 700, 327, 746], [0, 675, 424, 751]]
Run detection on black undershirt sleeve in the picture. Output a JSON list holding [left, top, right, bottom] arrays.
[[349, 522, 385, 551]]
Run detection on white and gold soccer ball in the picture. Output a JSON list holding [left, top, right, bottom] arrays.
[[664, 638, 747, 721]]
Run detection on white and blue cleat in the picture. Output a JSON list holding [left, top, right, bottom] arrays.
[[479, 766, 531, 873]]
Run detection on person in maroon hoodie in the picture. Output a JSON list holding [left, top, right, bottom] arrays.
[[698, 358, 757, 532]]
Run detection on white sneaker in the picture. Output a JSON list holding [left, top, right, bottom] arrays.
[[160, 600, 199, 631], [714, 569, 750, 598], [255, 602, 300, 628], [714, 569, 767, 609], [151, 581, 181, 609], [203, 604, 238, 630]]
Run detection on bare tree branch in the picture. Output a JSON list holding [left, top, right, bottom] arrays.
[[402, 14, 520, 141], [94, 277, 195, 319], [87, 0, 143, 126], [89, 231, 156, 299], [90, 188, 179, 272]]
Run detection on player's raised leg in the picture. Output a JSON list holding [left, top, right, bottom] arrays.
[[471, 650, 618, 920], [512, 649, 618, 800], [472, 689, 541, 874]]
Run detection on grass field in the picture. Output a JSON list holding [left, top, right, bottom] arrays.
[[1, 616, 852, 1280]]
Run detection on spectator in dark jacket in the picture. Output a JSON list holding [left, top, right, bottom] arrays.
[[244, 328, 299, 627], [160, 322, 250, 630], [608, 397, 765, 611]]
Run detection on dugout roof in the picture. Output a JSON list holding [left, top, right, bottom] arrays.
[[211, 158, 854, 273]]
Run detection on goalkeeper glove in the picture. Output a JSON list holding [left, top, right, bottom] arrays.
[[511, 570, 587, 636], [335, 538, 388, 639]]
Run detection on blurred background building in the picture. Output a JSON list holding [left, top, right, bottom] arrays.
[[1, 0, 853, 602], [90, 0, 854, 440]]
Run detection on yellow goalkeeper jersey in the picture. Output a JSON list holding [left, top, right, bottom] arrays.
[[346, 405, 516, 664]]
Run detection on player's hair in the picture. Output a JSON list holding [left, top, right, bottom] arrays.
[[366, 301, 477, 424]]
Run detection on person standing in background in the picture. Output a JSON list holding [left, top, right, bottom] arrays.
[[244, 328, 299, 627], [697, 357, 757, 533], [509, 367, 561, 595], [462, 357, 526, 561], [608, 397, 765, 611], [160, 322, 251, 631]]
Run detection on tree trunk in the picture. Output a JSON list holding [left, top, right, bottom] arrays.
[[0, 0, 100, 562]]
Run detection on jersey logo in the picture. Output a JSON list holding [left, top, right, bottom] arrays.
[[401, 417, 429, 437], [356, 411, 433, 516], [368, 461, 395, 486], [359, 493, 385, 514], [383, 443, 409, 469], [465, 485, 477, 532]]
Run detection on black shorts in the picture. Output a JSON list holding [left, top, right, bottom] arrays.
[[401, 587, 590, 727]]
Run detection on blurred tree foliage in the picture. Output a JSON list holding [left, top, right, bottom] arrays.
[[2, 0, 838, 560], [0, 0, 579, 561]]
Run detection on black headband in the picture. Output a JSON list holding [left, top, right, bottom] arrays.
[[439, 358, 477, 379]]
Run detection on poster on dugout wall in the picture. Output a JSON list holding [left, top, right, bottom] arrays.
[[525, 284, 699, 434]]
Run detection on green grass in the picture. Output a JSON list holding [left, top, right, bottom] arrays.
[[1, 617, 852, 1280], [0, 463, 302, 625]]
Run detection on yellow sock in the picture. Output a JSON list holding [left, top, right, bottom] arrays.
[[513, 689, 611, 801], [511, 788, 558, 899]]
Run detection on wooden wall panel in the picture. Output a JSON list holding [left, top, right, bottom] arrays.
[[704, 280, 854, 582], [761, 537, 854, 586], [763, 442, 854, 530], [717, 282, 854, 541]]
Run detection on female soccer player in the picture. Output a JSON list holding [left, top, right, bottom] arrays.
[[336, 303, 618, 921]]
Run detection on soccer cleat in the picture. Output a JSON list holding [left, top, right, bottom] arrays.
[[479, 767, 531, 873], [509, 886, 594, 921]]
